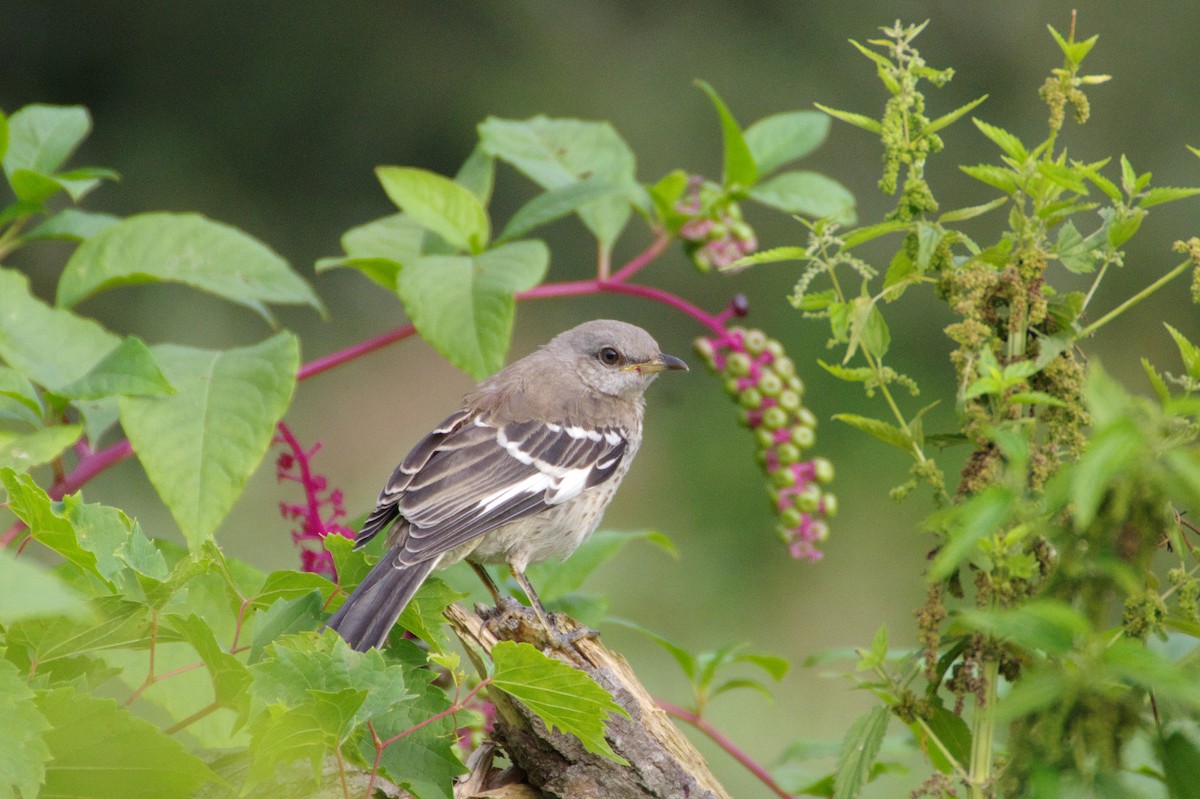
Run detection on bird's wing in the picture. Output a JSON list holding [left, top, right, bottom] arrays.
[[355, 411, 629, 564]]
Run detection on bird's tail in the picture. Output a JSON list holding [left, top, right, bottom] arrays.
[[324, 548, 440, 652]]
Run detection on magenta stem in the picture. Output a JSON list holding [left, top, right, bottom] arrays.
[[657, 699, 795, 799], [37, 232, 735, 509], [275, 421, 324, 531]]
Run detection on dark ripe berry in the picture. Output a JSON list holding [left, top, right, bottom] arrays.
[[775, 442, 801, 465], [778, 390, 802, 412], [791, 425, 816, 448], [812, 457, 835, 484], [743, 329, 767, 355], [730, 294, 750, 317], [763, 406, 789, 430], [773, 355, 795, 378], [758, 371, 783, 397], [739, 387, 763, 410], [726, 352, 752, 377]]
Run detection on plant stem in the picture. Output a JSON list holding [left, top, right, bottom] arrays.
[[1078, 257, 1192, 338], [968, 658, 999, 798], [657, 699, 794, 799]]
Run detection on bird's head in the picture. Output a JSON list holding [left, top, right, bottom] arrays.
[[551, 319, 689, 400]]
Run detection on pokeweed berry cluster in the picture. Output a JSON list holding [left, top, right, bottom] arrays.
[[676, 175, 758, 271], [694, 327, 836, 560]]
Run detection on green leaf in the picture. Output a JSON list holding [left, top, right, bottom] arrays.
[[376, 166, 490, 254], [0, 552, 90, 624], [164, 613, 252, 707], [315, 213, 424, 289], [727, 245, 809, 270], [748, 171, 856, 223], [455, 143, 496, 207], [647, 169, 689, 229], [57, 212, 323, 323], [478, 116, 636, 250], [937, 196, 1008, 224], [818, 361, 875, 384], [2, 104, 90, 198], [52, 335, 173, 400], [913, 222, 945, 272], [118, 333, 299, 547], [972, 118, 1027, 161], [246, 688, 363, 790], [395, 241, 549, 380], [1055, 220, 1098, 274], [37, 687, 217, 797], [1165, 323, 1200, 381], [497, 177, 625, 243], [0, 109, 7, 163], [528, 529, 676, 605], [0, 424, 81, 473], [928, 485, 1014, 581], [1139, 186, 1200, 208], [924, 96, 988, 136], [841, 220, 908, 250], [249, 591, 325, 664], [1036, 160, 1088, 194], [960, 601, 1090, 655], [0, 268, 120, 392], [0, 659, 51, 799], [396, 577, 467, 653], [833, 706, 889, 799], [960, 164, 1018, 195], [694, 80, 758, 188], [832, 414, 912, 453], [813, 103, 883, 135], [744, 110, 830, 174], [491, 641, 629, 763], [0, 366, 42, 426], [921, 706, 971, 775], [1162, 731, 1200, 799], [25, 208, 120, 242], [1070, 418, 1143, 530]]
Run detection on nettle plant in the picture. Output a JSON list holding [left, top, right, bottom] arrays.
[[2, 16, 1200, 799], [731, 20, 1200, 799]]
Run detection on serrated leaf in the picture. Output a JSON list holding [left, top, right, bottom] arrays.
[[744, 110, 830, 174], [478, 116, 636, 250], [748, 170, 856, 223], [695, 80, 758, 188], [818, 361, 874, 383], [0, 424, 81, 473], [1165, 323, 1200, 380], [249, 592, 325, 664], [36, 686, 217, 797], [1139, 186, 1200, 208], [925, 95, 988, 136], [0, 659, 51, 798], [396, 577, 466, 653], [832, 414, 912, 453], [1008, 391, 1067, 408], [1142, 358, 1171, 405], [727, 245, 809, 271], [972, 118, 1026, 161], [246, 688, 362, 789], [0, 268, 120, 392], [960, 164, 1018, 195], [0, 552, 90, 624], [57, 212, 323, 323], [395, 241, 549, 380], [938, 196, 1008, 224], [52, 335, 173, 400], [119, 333, 299, 547], [164, 613, 252, 707], [841, 220, 908, 250], [813, 103, 883, 135], [1070, 418, 1142, 530], [490, 641, 629, 763], [1055, 220, 1098, 274], [497, 177, 625, 243], [376, 166, 490, 254], [833, 706, 889, 799]]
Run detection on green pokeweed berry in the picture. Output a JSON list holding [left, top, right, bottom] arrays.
[[773, 355, 795, 378], [726, 351, 752, 377], [764, 339, 785, 359], [739, 387, 763, 410], [755, 427, 776, 450], [778, 390, 802, 412], [821, 493, 839, 517], [780, 506, 804, 530], [793, 483, 822, 513], [693, 337, 717, 362], [762, 406, 789, 430], [770, 466, 797, 489], [791, 425, 816, 449], [758, 371, 783, 397], [812, 457, 835, 484], [797, 407, 818, 428], [775, 442, 801, 466], [743, 329, 767, 355]]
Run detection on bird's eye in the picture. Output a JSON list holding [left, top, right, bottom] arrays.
[[597, 346, 621, 366]]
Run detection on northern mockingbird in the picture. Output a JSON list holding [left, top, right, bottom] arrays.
[[326, 319, 687, 651]]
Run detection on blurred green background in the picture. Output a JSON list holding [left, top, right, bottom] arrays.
[[5, 2, 1200, 795]]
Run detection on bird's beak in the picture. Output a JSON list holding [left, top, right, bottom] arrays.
[[628, 352, 689, 374]]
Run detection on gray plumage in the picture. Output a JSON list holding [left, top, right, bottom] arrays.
[[325, 320, 687, 651]]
